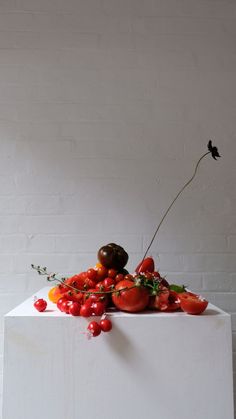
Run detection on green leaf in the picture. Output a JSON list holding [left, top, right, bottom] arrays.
[[169, 284, 186, 293]]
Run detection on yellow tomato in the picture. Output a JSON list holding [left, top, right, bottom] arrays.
[[48, 286, 64, 304]]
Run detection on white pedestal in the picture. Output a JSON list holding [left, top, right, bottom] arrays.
[[2, 287, 234, 419]]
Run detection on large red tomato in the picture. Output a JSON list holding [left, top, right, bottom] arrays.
[[112, 280, 149, 313]]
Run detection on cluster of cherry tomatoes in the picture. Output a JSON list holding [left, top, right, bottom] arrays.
[[33, 255, 209, 338]]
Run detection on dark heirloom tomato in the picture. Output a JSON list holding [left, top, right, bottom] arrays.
[[179, 292, 208, 315], [112, 280, 149, 313], [98, 243, 128, 270]]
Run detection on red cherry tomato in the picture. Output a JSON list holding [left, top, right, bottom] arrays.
[[34, 298, 47, 312], [61, 300, 71, 314], [80, 302, 93, 317], [179, 292, 208, 315], [115, 273, 124, 283], [135, 257, 155, 274], [57, 297, 68, 311], [124, 274, 134, 281], [64, 290, 83, 303], [100, 319, 112, 332], [112, 280, 149, 313], [63, 275, 85, 291], [103, 277, 115, 291], [95, 281, 104, 291], [91, 301, 105, 316], [84, 289, 108, 306], [87, 321, 101, 337], [69, 302, 81, 316], [87, 268, 98, 281], [107, 269, 117, 278]]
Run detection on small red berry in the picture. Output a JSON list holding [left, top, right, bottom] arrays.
[[100, 319, 112, 332], [61, 300, 71, 314], [69, 302, 81, 316], [91, 301, 105, 316], [34, 298, 47, 312], [87, 321, 101, 337], [80, 302, 93, 317]]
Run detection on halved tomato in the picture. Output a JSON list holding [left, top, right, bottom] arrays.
[[179, 292, 208, 315]]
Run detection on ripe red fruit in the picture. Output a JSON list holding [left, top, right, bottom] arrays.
[[87, 268, 98, 281], [91, 301, 105, 316], [34, 298, 47, 312], [135, 257, 155, 274], [100, 319, 112, 332], [57, 297, 67, 311], [103, 277, 115, 291], [115, 273, 124, 283], [112, 280, 149, 313], [96, 266, 108, 281], [87, 321, 101, 337], [61, 300, 71, 314], [107, 269, 117, 278], [69, 302, 81, 316], [80, 302, 93, 317]]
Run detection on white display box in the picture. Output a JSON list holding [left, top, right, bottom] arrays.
[[2, 287, 234, 419]]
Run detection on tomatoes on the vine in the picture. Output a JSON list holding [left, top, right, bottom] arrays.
[[112, 280, 149, 313]]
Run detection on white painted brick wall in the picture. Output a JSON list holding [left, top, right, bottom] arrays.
[[0, 0, 235, 414]]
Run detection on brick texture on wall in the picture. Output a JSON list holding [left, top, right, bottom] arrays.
[[0, 0, 235, 414]]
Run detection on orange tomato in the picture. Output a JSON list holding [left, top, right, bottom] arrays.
[[95, 262, 103, 269], [48, 286, 64, 304]]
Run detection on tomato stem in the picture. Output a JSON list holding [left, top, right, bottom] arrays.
[[142, 149, 211, 261], [31, 264, 139, 296]]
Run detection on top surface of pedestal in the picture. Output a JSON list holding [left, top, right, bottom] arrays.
[[5, 286, 229, 318]]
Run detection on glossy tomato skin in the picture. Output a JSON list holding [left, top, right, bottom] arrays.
[[91, 301, 106, 316], [100, 319, 112, 332], [64, 290, 83, 303], [87, 268, 98, 282], [87, 321, 101, 337], [69, 302, 81, 316], [179, 292, 208, 315], [135, 257, 155, 274], [34, 298, 47, 312], [112, 280, 149, 313], [80, 302, 93, 317]]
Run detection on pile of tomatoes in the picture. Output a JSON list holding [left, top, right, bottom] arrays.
[[33, 246, 209, 338]]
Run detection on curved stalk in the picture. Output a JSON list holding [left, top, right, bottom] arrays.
[[142, 151, 211, 261]]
